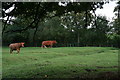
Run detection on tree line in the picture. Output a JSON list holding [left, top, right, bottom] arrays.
[[2, 1, 120, 48]]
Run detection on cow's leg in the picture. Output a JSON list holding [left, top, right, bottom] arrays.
[[10, 49, 13, 54], [17, 49, 20, 53], [42, 45, 45, 48], [50, 44, 53, 48], [44, 45, 47, 48], [41, 45, 44, 48]]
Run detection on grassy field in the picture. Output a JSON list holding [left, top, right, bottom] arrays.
[[2, 47, 119, 79]]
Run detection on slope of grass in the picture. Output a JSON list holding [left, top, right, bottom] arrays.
[[2, 47, 119, 79]]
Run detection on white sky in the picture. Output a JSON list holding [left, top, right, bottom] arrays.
[[95, 1, 118, 22], [5, 4, 15, 13], [3, 1, 118, 22]]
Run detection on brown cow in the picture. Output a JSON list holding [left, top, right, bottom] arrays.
[[41, 40, 57, 48], [9, 42, 25, 53]]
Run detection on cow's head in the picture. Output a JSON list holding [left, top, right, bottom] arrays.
[[21, 42, 25, 47]]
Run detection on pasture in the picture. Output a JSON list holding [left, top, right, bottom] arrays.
[[2, 47, 119, 79]]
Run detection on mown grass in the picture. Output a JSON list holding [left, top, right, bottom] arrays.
[[2, 47, 119, 79]]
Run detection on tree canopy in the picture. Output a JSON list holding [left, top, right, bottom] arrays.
[[2, 1, 120, 48]]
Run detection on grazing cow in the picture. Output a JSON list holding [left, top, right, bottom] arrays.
[[41, 40, 57, 48], [9, 42, 25, 53]]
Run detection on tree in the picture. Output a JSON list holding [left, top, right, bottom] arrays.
[[61, 11, 93, 45], [2, 2, 107, 33], [2, 2, 109, 46]]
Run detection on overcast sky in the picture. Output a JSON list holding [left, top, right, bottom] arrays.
[[95, 1, 118, 22], [4, 1, 118, 22]]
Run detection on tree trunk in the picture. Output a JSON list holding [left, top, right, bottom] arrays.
[[92, 9, 98, 28], [118, 6, 120, 19], [85, 10, 88, 28], [2, 16, 10, 35], [77, 32, 80, 47], [33, 26, 39, 46]]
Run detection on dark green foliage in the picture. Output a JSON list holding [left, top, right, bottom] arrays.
[[2, 1, 120, 48]]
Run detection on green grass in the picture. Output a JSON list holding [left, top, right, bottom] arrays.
[[2, 47, 119, 79]]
